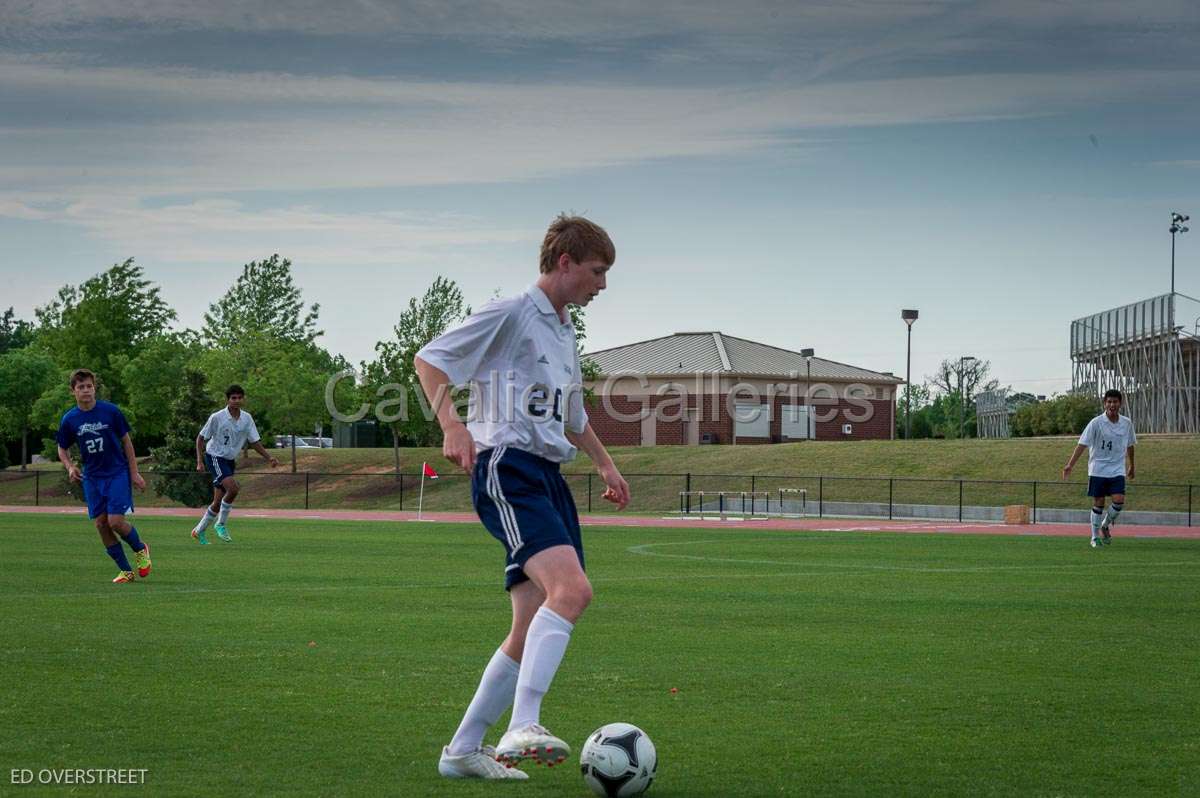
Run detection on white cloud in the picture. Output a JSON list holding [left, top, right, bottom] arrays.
[[22, 197, 529, 264]]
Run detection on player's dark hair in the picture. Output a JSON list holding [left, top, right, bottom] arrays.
[[1104, 389, 1123, 402], [539, 214, 615, 274], [226, 384, 245, 398], [69, 368, 96, 388]]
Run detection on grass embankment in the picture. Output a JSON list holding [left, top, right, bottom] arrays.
[[2, 436, 1197, 514]]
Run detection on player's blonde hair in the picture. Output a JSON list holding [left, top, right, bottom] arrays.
[[539, 214, 615, 274]]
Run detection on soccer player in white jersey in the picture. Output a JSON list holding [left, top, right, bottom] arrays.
[[191, 384, 279, 543], [415, 214, 631, 780], [1062, 389, 1137, 548]]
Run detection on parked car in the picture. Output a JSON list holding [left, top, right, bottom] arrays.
[[275, 435, 334, 449]]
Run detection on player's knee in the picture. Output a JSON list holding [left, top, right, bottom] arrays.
[[550, 575, 592, 617], [93, 519, 110, 534]]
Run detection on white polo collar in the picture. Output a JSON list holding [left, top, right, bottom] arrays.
[[528, 284, 574, 328]]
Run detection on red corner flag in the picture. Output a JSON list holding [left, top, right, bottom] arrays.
[[422, 462, 439, 480]]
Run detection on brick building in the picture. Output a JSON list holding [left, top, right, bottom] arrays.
[[583, 332, 903, 446]]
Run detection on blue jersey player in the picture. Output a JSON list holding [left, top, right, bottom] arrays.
[[416, 214, 631, 780], [55, 369, 151, 583]]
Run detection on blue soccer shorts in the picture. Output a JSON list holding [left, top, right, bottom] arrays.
[[471, 445, 584, 590], [204, 453, 237, 488], [82, 472, 135, 519], [1087, 475, 1126, 497]]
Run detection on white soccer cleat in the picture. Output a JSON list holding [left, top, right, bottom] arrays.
[[495, 724, 570, 767], [438, 745, 529, 779]]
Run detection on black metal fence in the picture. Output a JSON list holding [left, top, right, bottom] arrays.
[[0, 469, 1193, 525]]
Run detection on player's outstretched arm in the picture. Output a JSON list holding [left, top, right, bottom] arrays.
[[250, 440, 280, 467], [415, 356, 475, 473], [1127, 445, 1135, 480], [195, 434, 207, 471], [122, 433, 146, 491], [566, 424, 630, 510], [57, 445, 81, 483], [1062, 443, 1088, 480]]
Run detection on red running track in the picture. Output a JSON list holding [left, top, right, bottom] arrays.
[[3, 505, 1198, 538]]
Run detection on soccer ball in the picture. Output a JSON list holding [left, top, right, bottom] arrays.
[[579, 722, 657, 797]]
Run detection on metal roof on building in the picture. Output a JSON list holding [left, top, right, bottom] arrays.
[[586, 332, 903, 383]]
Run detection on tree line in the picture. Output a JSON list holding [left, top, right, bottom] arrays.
[[0, 256, 488, 479], [896, 357, 1099, 439]]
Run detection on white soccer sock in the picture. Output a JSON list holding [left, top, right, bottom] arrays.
[[446, 649, 521, 755], [218, 500, 233, 525], [1090, 507, 1103, 537], [1104, 502, 1123, 526], [195, 507, 217, 532], [508, 607, 574, 731]]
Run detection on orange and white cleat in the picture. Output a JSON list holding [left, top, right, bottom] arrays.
[[134, 543, 152, 578]]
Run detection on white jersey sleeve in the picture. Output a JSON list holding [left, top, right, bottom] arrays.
[[199, 412, 219, 441], [416, 300, 516, 387], [1077, 417, 1097, 448]]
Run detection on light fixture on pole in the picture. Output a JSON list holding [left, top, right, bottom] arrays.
[[800, 348, 814, 440], [958, 355, 977, 439], [1170, 212, 1189, 295], [901, 309, 918, 439]]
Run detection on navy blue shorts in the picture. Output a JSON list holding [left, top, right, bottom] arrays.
[[1087, 475, 1126, 498], [82, 473, 134, 520], [204, 453, 237, 487], [472, 445, 583, 590]]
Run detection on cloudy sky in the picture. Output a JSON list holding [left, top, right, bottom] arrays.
[[2, 1, 1198, 396]]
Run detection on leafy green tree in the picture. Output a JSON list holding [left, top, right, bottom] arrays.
[[0, 348, 59, 469], [1012, 394, 1099, 437], [0, 307, 35, 354], [926, 358, 999, 438], [30, 374, 81, 459], [364, 276, 470, 469], [116, 332, 203, 441], [35, 259, 176, 402], [202, 254, 321, 347], [201, 333, 337, 472], [1055, 394, 1098, 435], [150, 370, 216, 507], [569, 304, 601, 383], [896, 382, 932, 438], [256, 342, 333, 472]]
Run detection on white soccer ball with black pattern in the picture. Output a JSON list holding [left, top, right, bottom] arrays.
[[579, 722, 657, 797]]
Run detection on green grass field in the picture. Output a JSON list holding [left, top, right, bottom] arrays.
[[2, 512, 1198, 796]]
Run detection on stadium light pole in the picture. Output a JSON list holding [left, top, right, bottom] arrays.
[[1170, 212, 1189, 294], [800, 348, 814, 440], [901, 310, 918, 439], [958, 355, 977, 439]]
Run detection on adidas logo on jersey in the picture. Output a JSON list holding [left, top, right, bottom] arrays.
[[537, 355, 550, 364]]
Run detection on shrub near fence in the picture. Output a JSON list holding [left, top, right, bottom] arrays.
[[0, 470, 1194, 526]]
